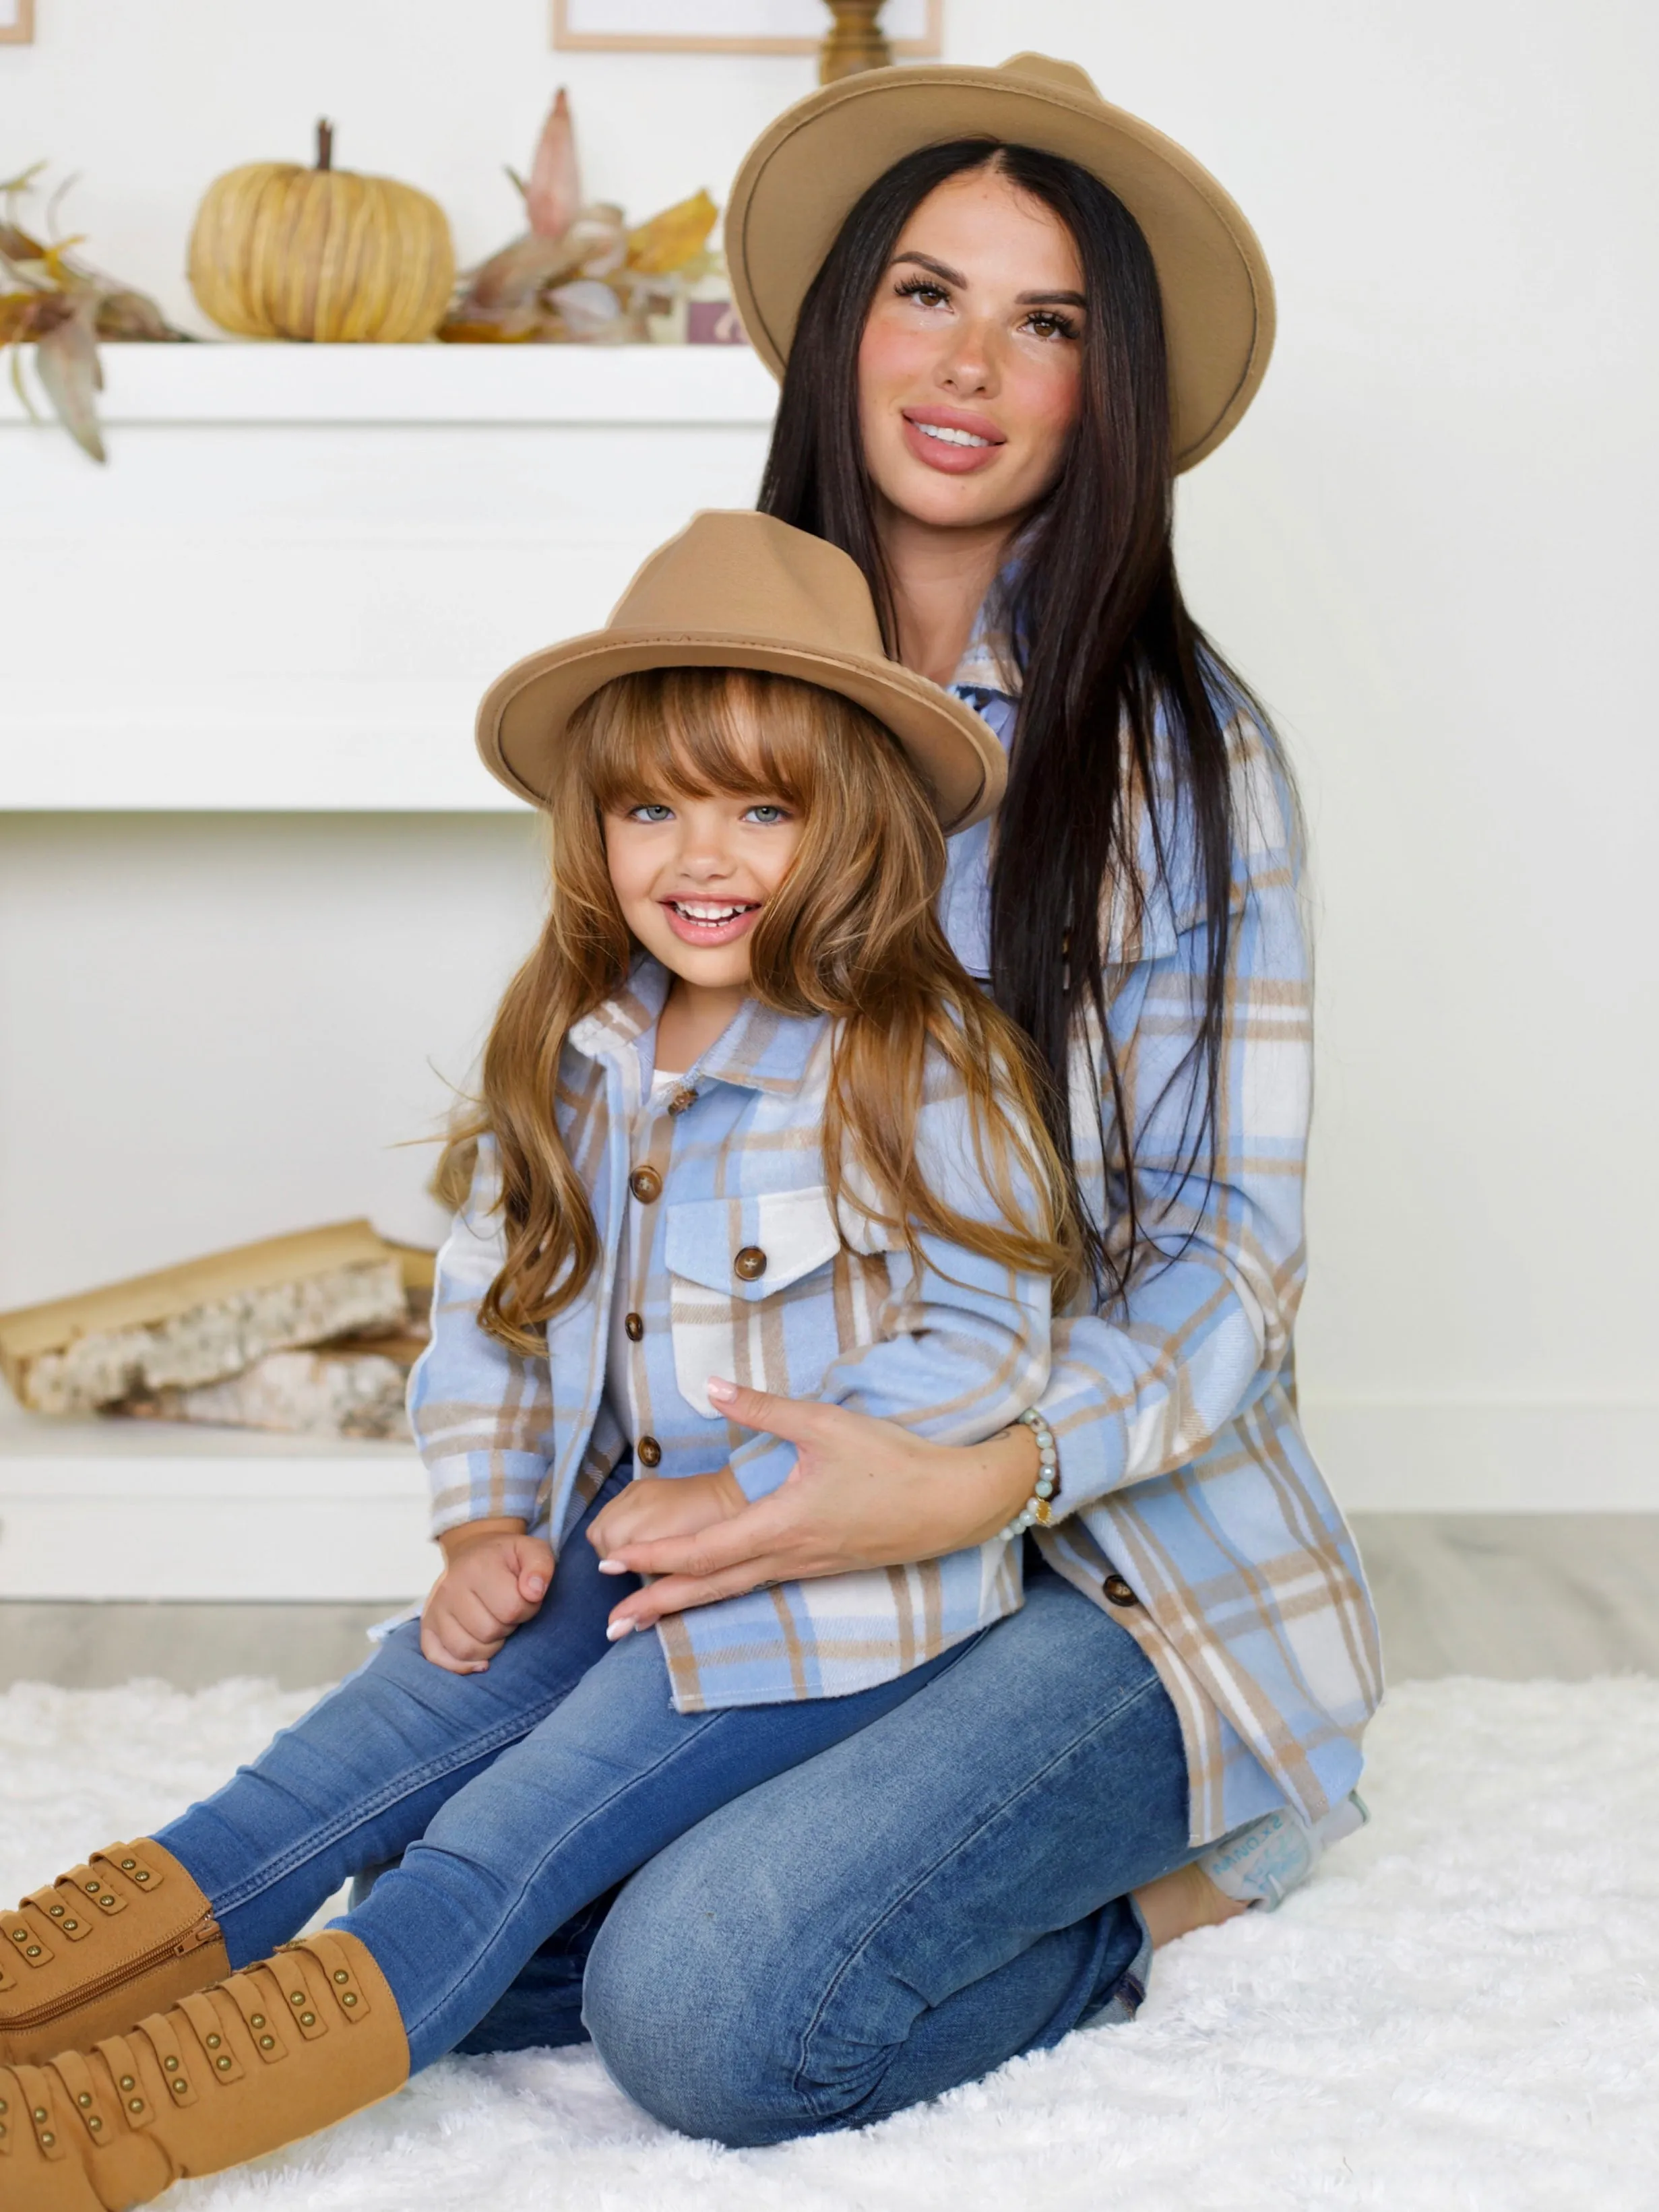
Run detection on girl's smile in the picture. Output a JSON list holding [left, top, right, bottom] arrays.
[[658, 895, 763, 947]]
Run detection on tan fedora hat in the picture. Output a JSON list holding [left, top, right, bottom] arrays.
[[476, 510, 1005, 831], [726, 51, 1274, 472]]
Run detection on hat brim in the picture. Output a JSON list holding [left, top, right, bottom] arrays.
[[726, 65, 1274, 472], [477, 629, 1007, 833]]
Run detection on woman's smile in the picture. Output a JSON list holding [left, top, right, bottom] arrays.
[[900, 404, 1007, 474]]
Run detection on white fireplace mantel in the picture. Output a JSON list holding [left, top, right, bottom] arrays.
[[0, 342, 782, 429], [0, 343, 779, 812]]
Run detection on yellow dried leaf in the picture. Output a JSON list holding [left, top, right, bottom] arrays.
[[0, 222, 46, 262], [40, 235, 88, 284], [626, 190, 718, 277], [436, 317, 540, 344]]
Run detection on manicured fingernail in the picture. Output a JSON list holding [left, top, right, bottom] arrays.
[[606, 1618, 635, 1641], [706, 1375, 736, 1401], [597, 1557, 628, 1575]]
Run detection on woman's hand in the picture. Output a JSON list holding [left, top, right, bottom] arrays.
[[421, 1518, 555, 1674], [598, 1377, 1039, 1638], [588, 1470, 746, 1567]]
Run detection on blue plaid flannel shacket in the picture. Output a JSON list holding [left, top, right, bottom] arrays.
[[411, 966, 1050, 1715], [413, 623, 1383, 1847], [943, 621, 1383, 1841]]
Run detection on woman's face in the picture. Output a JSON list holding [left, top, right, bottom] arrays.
[[857, 166, 1086, 537]]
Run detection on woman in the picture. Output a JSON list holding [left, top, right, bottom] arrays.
[[466, 51, 1383, 2139]]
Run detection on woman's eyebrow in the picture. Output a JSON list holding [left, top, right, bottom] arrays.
[[1018, 288, 1088, 308], [889, 250, 966, 286]]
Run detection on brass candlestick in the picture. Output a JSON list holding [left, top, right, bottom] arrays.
[[819, 1, 891, 84]]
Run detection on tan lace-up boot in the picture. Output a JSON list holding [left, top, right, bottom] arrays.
[[0, 1844, 227, 2068], [0, 1929, 408, 2209]]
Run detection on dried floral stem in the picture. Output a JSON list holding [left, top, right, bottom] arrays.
[[1, 162, 187, 462]]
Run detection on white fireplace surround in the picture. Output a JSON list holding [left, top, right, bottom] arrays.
[[2, 344, 780, 1599]]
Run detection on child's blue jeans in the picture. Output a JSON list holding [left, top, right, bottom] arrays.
[[156, 1465, 967, 2072]]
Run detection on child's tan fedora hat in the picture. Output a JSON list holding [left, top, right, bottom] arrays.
[[726, 51, 1274, 472], [476, 510, 1006, 831]]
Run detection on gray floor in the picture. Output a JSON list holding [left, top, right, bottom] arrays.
[[1350, 1513, 1659, 1678], [0, 1599, 397, 1690], [2, 1515, 1656, 1691]]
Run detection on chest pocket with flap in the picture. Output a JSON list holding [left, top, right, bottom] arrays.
[[664, 1186, 885, 1418]]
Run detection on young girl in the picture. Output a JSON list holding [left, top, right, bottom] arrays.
[[0, 512, 1079, 2207]]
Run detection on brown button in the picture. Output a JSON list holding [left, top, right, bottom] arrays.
[[733, 1246, 768, 1282], [629, 1166, 662, 1203], [667, 1087, 697, 1117], [1102, 1574, 1137, 1608], [636, 1435, 662, 1468], [624, 1311, 644, 1342]]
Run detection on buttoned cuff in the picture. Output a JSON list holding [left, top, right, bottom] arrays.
[[1032, 1382, 1126, 1517], [427, 1452, 549, 1537]]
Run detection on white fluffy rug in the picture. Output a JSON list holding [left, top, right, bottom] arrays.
[[5, 1675, 1657, 2211]]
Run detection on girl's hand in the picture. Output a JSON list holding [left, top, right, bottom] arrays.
[[598, 1379, 1039, 1638], [422, 1519, 555, 1674], [588, 1470, 746, 1568]]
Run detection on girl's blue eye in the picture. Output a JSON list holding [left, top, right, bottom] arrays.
[[628, 803, 675, 823], [743, 803, 788, 824]]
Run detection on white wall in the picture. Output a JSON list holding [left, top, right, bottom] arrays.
[[4, 1, 1658, 1509], [0, 815, 546, 1289]]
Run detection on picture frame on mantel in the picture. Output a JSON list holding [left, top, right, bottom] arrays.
[[553, 0, 941, 56], [0, 0, 36, 46]]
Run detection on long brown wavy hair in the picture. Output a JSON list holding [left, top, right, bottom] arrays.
[[437, 666, 1080, 1353], [760, 140, 1290, 1306]]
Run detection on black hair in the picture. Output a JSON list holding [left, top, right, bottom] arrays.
[[758, 137, 1283, 1301]]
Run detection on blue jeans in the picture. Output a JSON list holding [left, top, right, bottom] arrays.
[[160, 1467, 1191, 2144], [160, 1468, 962, 2074]]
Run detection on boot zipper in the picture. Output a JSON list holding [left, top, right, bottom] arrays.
[[2, 1911, 223, 2031]]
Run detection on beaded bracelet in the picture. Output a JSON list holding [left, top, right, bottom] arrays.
[[997, 1408, 1060, 1540]]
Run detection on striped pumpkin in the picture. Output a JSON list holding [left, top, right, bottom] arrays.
[[189, 121, 455, 342]]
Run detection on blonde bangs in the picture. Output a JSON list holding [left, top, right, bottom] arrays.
[[572, 666, 858, 816]]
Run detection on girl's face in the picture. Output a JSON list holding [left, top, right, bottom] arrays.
[[857, 167, 1086, 538], [604, 754, 804, 996]]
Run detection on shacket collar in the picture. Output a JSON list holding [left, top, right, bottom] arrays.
[[566, 960, 670, 1062], [950, 566, 1026, 702], [567, 956, 827, 1098]]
